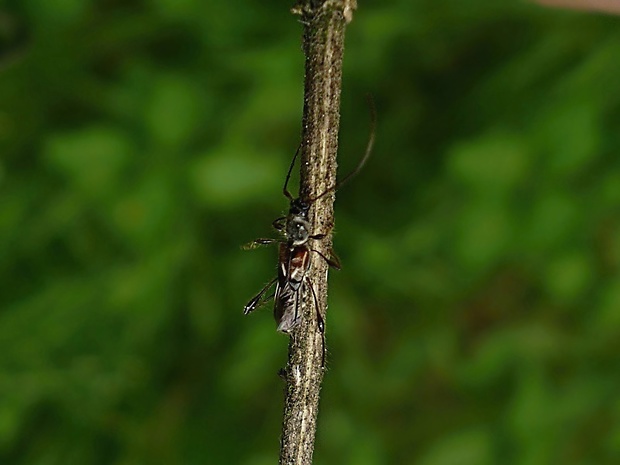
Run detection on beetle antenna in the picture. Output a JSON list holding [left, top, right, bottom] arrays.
[[308, 94, 376, 203], [283, 143, 301, 200]]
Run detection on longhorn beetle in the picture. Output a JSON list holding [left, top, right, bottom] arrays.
[[243, 97, 376, 366]]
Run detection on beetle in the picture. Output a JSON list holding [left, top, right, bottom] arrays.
[[242, 152, 342, 366], [243, 97, 376, 364]]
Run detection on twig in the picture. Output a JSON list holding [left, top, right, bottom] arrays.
[[279, 1, 357, 464]]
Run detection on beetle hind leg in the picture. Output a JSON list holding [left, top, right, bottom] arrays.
[[244, 277, 277, 314], [306, 277, 326, 367]]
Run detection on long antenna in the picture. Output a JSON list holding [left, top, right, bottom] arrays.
[[282, 143, 301, 200], [308, 94, 376, 203]]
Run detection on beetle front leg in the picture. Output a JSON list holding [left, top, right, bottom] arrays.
[[242, 238, 283, 250], [272, 217, 286, 231]]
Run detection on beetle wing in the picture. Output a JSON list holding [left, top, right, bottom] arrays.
[[275, 283, 299, 333], [273, 245, 311, 333]]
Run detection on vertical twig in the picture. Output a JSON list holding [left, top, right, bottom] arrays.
[[279, 1, 357, 464]]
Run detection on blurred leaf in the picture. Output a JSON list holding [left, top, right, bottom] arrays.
[[24, 0, 89, 24], [543, 252, 594, 304], [189, 147, 280, 207], [44, 126, 133, 198], [143, 75, 204, 148], [454, 202, 512, 273], [447, 131, 530, 194], [418, 429, 493, 465], [535, 102, 600, 178]]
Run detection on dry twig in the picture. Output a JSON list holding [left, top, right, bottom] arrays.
[[278, 1, 358, 464]]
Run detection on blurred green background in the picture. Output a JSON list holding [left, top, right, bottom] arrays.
[[1, 1, 620, 464]]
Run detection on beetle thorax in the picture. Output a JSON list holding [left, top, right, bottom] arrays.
[[286, 215, 311, 245]]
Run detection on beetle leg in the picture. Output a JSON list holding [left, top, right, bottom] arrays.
[[272, 217, 286, 231], [307, 277, 326, 368], [244, 277, 277, 314], [310, 248, 341, 270], [242, 238, 283, 250]]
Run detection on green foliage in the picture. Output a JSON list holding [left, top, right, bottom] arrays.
[[1, 1, 620, 464]]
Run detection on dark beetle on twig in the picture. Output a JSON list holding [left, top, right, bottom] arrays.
[[243, 96, 376, 366]]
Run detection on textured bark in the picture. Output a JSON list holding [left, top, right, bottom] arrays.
[[278, 1, 357, 464]]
